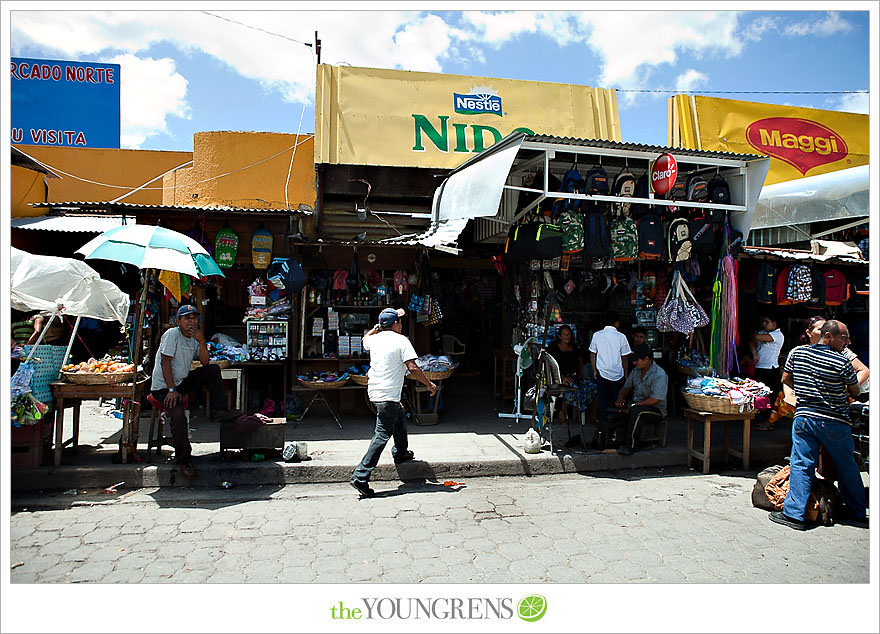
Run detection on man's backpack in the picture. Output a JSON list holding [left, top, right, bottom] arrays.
[[752, 465, 844, 526], [557, 210, 584, 254], [667, 217, 692, 263], [637, 214, 664, 260], [756, 262, 776, 304], [611, 170, 636, 216], [583, 211, 610, 258], [608, 215, 638, 262]]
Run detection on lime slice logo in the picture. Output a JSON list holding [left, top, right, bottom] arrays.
[[517, 595, 547, 622]]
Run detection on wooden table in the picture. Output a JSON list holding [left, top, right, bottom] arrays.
[[50, 378, 149, 466], [684, 407, 755, 474]]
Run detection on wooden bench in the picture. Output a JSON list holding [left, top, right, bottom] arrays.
[[683, 407, 755, 474]]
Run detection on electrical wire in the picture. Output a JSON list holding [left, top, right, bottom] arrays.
[[285, 49, 316, 210], [201, 11, 313, 47]]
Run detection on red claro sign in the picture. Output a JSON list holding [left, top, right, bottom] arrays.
[[746, 117, 848, 175], [650, 153, 677, 195]]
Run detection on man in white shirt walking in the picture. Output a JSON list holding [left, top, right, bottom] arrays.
[[351, 308, 437, 497], [588, 311, 631, 448]]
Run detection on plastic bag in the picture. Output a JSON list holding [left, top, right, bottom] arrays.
[[523, 428, 542, 454]]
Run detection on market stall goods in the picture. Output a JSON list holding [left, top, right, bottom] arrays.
[[61, 358, 135, 384]]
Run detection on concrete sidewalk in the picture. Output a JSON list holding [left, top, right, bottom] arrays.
[[10, 374, 794, 492]]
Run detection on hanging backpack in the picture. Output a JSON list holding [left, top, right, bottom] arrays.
[[824, 269, 849, 305], [690, 217, 720, 255], [667, 217, 692, 263], [552, 168, 586, 218], [266, 257, 306, 294], [611, 170, 636, 217], [806, 267, 826, 309], [608, 215, 637, 262], [851, 274, 869, 296], [583, 211, 610, 258], [214, 226, 239, 269], [585, 166, 610, 195], [557, 210, 584, 254], [637, 214, 664, 260], [775, 266, 793, 305], [631, 173, 655, 219], [708, 174, 731, 205], [784, 264, 812, 303], [251, 227, 274, 270], [756, 263, 776, 304], [687, 174, 709, 204]]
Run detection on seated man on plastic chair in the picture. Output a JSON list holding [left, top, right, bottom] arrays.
[[150, 305, 240, 479], [613, 344, 668, 456]]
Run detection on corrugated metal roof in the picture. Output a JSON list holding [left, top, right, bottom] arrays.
[[521, 133, 768, 161], [11, 215, 133, 232], [740, 245, 867, 266], [29, 201, 312, 216]]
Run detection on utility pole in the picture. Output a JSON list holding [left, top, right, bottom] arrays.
[[315, 31, 321, 64]]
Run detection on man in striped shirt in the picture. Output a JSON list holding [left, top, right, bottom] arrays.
[[770, 320, 866, 530]]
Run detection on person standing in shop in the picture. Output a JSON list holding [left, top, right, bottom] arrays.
[[751, 314, 784, 396], [769, 319, 866, 530], [588, 311, 632, 448], [351, 308, 437, 498]]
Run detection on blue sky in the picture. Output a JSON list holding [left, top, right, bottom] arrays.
[[5, 6, 875, 151]]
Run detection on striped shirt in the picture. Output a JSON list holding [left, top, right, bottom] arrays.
[[784, 344, 857, 425]]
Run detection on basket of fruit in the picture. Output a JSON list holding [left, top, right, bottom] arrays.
[[61, 359, 135, 384]]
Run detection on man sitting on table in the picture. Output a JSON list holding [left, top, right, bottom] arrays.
[[614, 344, 668, 456], [150, 304, 240, 480]]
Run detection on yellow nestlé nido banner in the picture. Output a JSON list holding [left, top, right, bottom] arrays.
[[669, 95, 868, 186], [315, 64, 621, 169]]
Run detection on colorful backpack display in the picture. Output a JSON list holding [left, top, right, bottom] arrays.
[[608, 215, 637, 262], [251, 227, 274, 270], [824, 269, 849, 305], [557, 210, 584, 254], [637, 215, 664, 260], [756, 262, 776, 304], [214, 227, 239, 269], [666, 217, 692, 263]]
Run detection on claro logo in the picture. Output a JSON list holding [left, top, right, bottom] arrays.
[[745, 117, 848, 175]]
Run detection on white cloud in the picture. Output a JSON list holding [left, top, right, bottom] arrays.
[[784, 11, 853, 37], [111, 54, 189, 148], [835, 92, 869, 114], [675, 69, 708, 93]]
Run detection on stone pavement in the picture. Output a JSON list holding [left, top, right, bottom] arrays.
[[11, 374, 797, 493], [8, 470, 870, 585]]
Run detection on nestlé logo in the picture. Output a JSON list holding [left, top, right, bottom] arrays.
[[745, 117, 848, 175], [453, 85, 502, 117]]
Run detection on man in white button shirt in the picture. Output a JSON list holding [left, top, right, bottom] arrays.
[[588, 311, 631, 448]]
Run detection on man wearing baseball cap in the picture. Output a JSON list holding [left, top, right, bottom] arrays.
[[350, 307, 437, 497], [150, 304, 240, 480]]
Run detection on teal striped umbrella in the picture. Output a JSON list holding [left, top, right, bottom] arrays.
[[75, 224, 224, 278]]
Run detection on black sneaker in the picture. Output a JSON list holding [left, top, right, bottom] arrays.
[[350, 479, 375, 498], [393, 450, 415, 464], [769, 511, 808, 531]]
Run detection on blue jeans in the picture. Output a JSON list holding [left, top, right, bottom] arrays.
[[352, 401, 408, 483], [783, 414, 867, 521]]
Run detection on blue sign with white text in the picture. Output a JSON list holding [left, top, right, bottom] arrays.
[[11, 57, 121, 148]]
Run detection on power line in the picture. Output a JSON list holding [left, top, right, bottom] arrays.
[[617, 89, 868, 94], [201, 11, 313, 47]]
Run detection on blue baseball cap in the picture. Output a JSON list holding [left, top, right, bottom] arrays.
[[176, 304, 199, 319], [378, 307, 405, 327]]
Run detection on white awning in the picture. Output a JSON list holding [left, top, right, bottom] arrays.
[[11, 215, 134, 232], [751, 164, 869, 231]]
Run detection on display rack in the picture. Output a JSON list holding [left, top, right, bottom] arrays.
[[246, 320, 289, 361]]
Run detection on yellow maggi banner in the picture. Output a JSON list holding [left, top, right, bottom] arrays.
[[669, 95, 868, 186], [315, 64, 620, 169]]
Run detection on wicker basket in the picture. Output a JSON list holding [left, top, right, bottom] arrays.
[[298, 378, 349, 390], [406, 369, 454, 381], [62, 371, 134, 385], [681, 390, 754, 414], [349, 374, 369, 386]]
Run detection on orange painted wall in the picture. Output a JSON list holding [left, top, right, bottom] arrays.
[[163, 132, 316, 211], [11, 145, 193, 217]]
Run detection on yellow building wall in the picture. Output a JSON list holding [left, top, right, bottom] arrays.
[[11, 145, 193, 217], [163, 131, 316, 211]]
